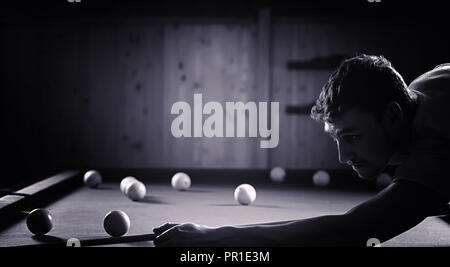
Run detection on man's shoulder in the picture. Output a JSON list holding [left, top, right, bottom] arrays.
[[408, 64, 450, 140], [395, 64, 450, 202], [433, 63, 450, 69], [409, 64, 450, 93]]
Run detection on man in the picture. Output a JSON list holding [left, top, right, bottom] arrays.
[[153, 55, 450, 246]]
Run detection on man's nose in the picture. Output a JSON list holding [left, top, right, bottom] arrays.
[[337, 142, 355, 165]]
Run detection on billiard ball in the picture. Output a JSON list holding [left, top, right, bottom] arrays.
[[312, 170, 330, 187], [26, 208, 53, 236], [120, 176, 138, 194], [234, 184, 256, 205], [125, 181, 146, 201], [270, 166, 286, 183], [171, 172, 191, 191], [83, 170, 102, 188], [376, 173, 393, 189], [103, 210, 130, 237]]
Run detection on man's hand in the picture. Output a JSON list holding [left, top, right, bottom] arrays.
[[153, 222, 179, 236], [153, 223, 224, 247]]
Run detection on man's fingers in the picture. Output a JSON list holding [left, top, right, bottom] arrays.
[[154, 227, 179, 245], [153, 223, 178, 235]]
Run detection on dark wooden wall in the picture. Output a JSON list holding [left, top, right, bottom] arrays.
[[2, 9, 449, 185]]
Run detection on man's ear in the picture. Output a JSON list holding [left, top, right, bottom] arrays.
[[383, 101, 404, 130]]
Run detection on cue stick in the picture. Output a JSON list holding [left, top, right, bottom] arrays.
[[18, 220, 296, 247], [81, 233, 156, 246], [15, 233, 156, 247]]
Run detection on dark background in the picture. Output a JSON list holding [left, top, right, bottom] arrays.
[[1, 0, 450, 188]]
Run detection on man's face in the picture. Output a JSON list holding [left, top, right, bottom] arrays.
[[324, 108, 395, 180]]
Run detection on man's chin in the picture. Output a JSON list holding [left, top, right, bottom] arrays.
[[354, 168, 378, 181]]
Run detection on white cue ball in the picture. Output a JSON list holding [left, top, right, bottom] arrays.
[[270, 166, 286, 183], [234, 184, 257, 205], [120, 176, 138, 194], [312, 170, 330, 187], [125, 181, 146, 201], [83, 170, 102, 188], [376, 173, 393, 189], [171, 172, 191, 191], [103, 210, 130, 237]]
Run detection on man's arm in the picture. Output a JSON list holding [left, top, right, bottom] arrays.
[[244, 180, 448, 246], [154, 180, 447, 246]]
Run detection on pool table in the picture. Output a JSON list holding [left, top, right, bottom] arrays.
[[0, 169, 449, 247]]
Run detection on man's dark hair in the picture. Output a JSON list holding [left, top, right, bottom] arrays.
[[311, 54, 415, 122]]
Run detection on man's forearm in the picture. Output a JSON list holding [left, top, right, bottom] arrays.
[[220, 181, 442, 247], [228, 215, 362, 246], [238, 220, 296, 227]]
